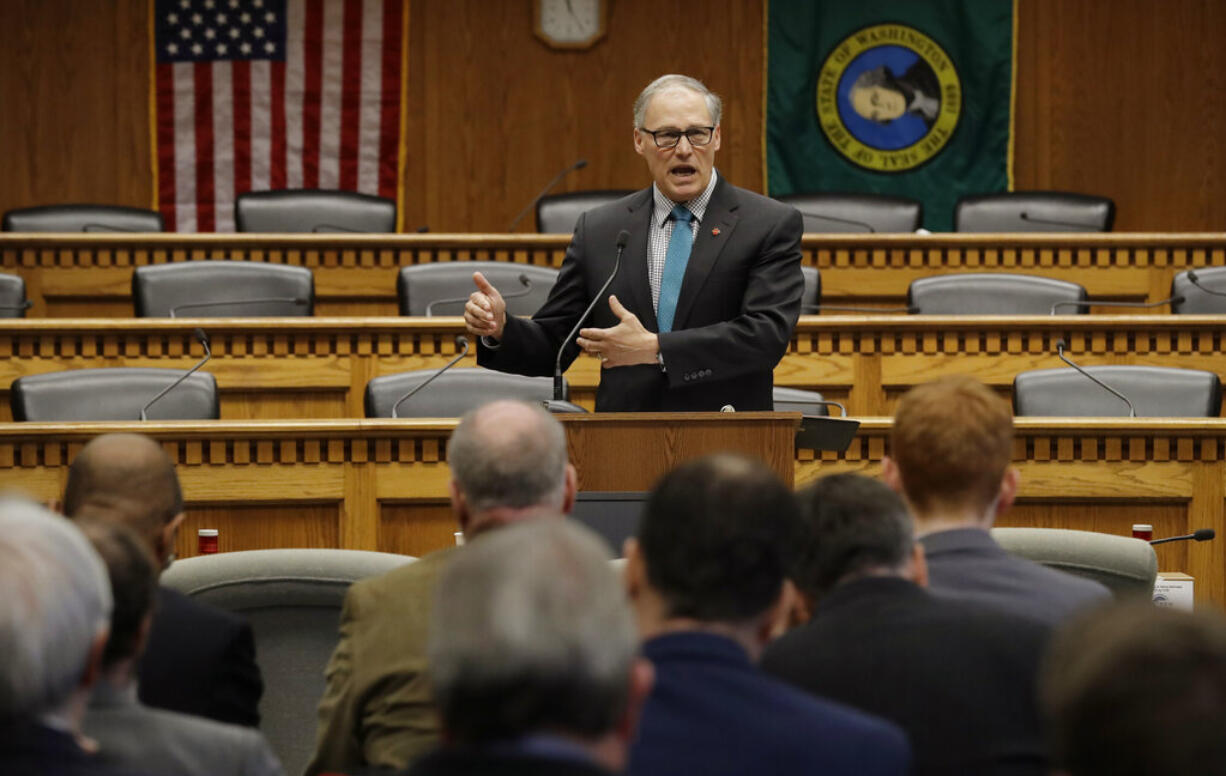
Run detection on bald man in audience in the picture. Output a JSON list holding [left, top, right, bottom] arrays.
[[62, 432, 264, 727], [307, 399, 578, 775], [883, 376, 1109, 624]]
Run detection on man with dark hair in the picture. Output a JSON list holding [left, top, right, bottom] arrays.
[[308, 399, 578, 775], [403, 520, 651, 776], [62, 433, 263, 727], [625, 455, 909, 776], [762, 473, 1053, 776], [78, 519, 282, 776], [1042, 603, 1226, 776]]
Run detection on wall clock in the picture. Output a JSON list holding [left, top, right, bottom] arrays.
[[534, 0, 607, 50]]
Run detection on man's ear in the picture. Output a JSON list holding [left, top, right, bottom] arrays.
[[762, 580, 800, 642], [623, 538, 645, 600], [710, 124, 722, 153], [449, 480, 470, 535], [633, 127, 647, 157], [80, 627, 110, 691], [616, 656, 655, 743], [560, 463, 578, 515], [993, 466, 1020, 522], [881, 456, 902, 493], [157, 512, 187, 568]]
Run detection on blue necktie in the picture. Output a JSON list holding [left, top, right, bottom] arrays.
[[657, 205, 694, 333]]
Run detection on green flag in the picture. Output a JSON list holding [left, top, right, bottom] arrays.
[[766, 0, 1015, 231]]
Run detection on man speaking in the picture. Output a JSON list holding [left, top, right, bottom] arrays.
[[466, 74, 804, 412]]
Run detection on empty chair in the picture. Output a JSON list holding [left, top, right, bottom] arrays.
[[908, 273, 1088, 315], [772, 386, 830, 417], [800, 267, 821, 312], [0, 272, 29, 318], [1171, 267, 1226, 314], [1013, 366, 1221, 417], [133, 261, 314, 317], [2, 204, 164, 232], [535, 190, 636, 234], [398, 262, 558, 317], [11, 368, 219, 421], [160, 548, 414, 776], [955, 191, 1115, 233], [991, 527, 1157, 598], [365, 367, 565, 418], [775, 192, 923, 233], [235, 189, 396, 233]]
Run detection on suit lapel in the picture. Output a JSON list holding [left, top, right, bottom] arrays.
[[672, 177, 739, 330], [620, 190, 658, 331]]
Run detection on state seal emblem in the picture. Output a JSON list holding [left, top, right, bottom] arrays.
[[815, 24, 962, 173]]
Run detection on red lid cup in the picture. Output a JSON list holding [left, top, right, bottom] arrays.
[[198, 528, 219, 555], [1132, 524, 1153, 541]]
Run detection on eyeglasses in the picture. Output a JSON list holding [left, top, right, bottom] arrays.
[[640, 126, 715, 149]]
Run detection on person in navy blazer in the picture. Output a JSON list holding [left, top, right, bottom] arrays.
[[623, 455, 910, 776], [468, 74, 804, 412]]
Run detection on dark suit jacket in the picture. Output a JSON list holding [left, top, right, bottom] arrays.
[[922, 527, 1112, 626], [479, 176, 804, 411], [762, 577, 1052, 776], [404, 748, 614, 776], [0, 722, 153, 776], [628, 632, 909, 776], [138, 585, 263, 727]]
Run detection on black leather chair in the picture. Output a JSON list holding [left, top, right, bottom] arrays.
[[133, 261, 315, 317], [1013, 366, 1221, 417], [772, 386, 830, 417], [365, 367, 569, 418], [234, 189, 396, 233], [908, 273, 1088, 315], [954, 191, 1115, 233], [2, 204, 164, 233], [1171, 268, 1226, 314], [398, 262, 558, 317], [800, 267, 821, 312], [0, 273, 29, 318], [535, 190, 636, 234], [11, 368, 220, 421], [775, 192, 923, 233]]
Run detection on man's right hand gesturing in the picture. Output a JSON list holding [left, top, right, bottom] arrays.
[[463, 271, 507, 341]]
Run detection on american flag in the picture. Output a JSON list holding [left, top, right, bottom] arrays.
[[153, 0, 406, 232]]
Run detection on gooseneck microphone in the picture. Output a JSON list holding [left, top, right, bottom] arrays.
[[795, 210, 876, 233], [1019, 212, 1101, 231], [1150, 528, 1216, 546], [803, 303, 917, 314], [169, 297, 309, 317], [506, 159, 588, 232], [82, 223, 142, 233], [391, 336, 469, 418], [311, 223, 367, 233], [0, 300, 34, 313], [1055, 339, 1136, 418], [1187, 271, 1226, 298], [425, 274, 533, 317], [554, 229, 630, 401], [141, 328, 211, 421], [1050, 296, 1185, 314]]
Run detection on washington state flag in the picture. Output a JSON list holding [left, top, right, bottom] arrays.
[[765, 0, 1015, 230]]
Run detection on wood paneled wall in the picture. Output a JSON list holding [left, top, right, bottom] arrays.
[[2, 1, 1224, 232]]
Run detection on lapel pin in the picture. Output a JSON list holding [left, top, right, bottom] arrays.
[[712, 227, 721, 236]]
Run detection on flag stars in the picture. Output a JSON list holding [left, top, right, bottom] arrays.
[[204, 27, 216, 39], [264, 41, 275, 54], [167, 12, 178, 24], [229, 27, 240, 38], [166, 42, 179, 55], [240, 41, 252, 54], [229, 0, 239, 7], [252, 26, 264, 38], [203, 0, 214, 8], [191, 42, 204, 55], [180, 27, 192, 39], [240, 12, 250, 23], [216, 43, 227, 55], [216, 12, 226, 24], [264, 11, 276, 22], [179, 0, 190, 7], [253, 0, 263, 7], [191, 12, 202, 24]]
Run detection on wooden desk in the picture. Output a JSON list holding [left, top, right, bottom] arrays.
[[0, 315, 1221, 418], [3, 232, 1223, 317]]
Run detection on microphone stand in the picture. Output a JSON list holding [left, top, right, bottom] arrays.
[[391, 336, 470, 418], [1055, 339, 1136, 418], [554, 230, 630, 401]]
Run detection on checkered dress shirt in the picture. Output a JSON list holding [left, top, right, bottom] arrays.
[[647, 170, 718, 312]]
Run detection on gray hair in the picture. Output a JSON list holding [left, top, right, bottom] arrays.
[[0, 498, 112, 719], [428, 520, 636, 742], [447, 400, 569, 514], [633, 74, 722, 128]]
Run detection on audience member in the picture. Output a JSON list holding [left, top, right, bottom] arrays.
[[0, 499, 148, 776], [762, 473, 1053, 776], [78, 519, 283, 776], [884, 376, 1109, 624], [308, 399, 578, 774], [63, 433, 264, 727], [1042, 602, 1226, 776], [625, 455, 910, 776], [401, 519, 650, 776]]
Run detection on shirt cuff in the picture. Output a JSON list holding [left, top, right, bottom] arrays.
[[481, 336, 502, 350]]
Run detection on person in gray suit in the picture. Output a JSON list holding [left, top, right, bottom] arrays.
[[882, 376, 1109, 625], [78, 519, 283, 776]]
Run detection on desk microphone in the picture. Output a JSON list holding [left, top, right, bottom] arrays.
[[391, 336, 469, 418], [169, 297, 309, 317], [1055, 339, 1136, 418], [507, 159, 588, 232], [140, 328, 211, 421], [554, 229, 629, 401], [0, 300, 33, 313], [795, 210, 876, 233], [1186, 271, 1226, 298], [1019, 212, 1101, 231], [311, 223, 367, 233], [1050, 296, 1184, 314], [425, 274, 533, 317], [803, 303, 917, 314], [1150, 529, 1216, 546], [82, 223, 142, 233]]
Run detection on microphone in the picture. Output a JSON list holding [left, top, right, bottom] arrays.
[[425, 274, 533, 317], [311, 223, 367, 233], [169, 297, 309, 317], [1186, 271, 1226, 298], [0, 300, 33, 313], [82, 223, 142, 233], [1050, 296, 1184, 314], [506, 159, 588, 232], [795, 210, 876, 233], [1150, 528, 1216, 546], [141, 328, 211, 421], [554, 229, 629, 401], [1019, 211, 1102, 231], [802, 303, 917, 314], [391, 336, 469, 418], [1055, 339, 1136, 418]]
